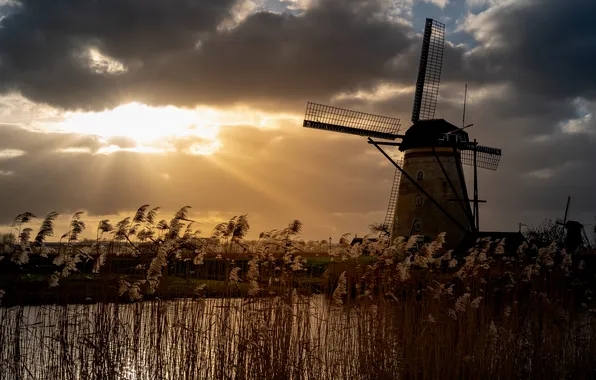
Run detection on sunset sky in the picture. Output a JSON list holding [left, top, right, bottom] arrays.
[[0, 0, 595, 241]]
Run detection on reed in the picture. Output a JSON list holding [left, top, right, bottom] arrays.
[[0, 206, 595, 379]]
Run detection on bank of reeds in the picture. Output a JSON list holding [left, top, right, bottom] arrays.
[[0, 206, 595, 379]]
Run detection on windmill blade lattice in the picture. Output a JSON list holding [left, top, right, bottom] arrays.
[[383, 158, 403, 231], [303, 102, 401, 140], [411, 19, 446, 123], [460, 144, 502, 171]]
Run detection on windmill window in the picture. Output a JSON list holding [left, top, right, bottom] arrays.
[[417, 171, 424, 180], [415, 196, 423, 206], [413, 219, 422, 232]]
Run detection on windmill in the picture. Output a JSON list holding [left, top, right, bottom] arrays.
[[555, 196, 572, 227], [302, 18, 502, 248], [556, 196, 593, 251]]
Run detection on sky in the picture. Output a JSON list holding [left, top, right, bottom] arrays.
[[0, 0, 595, 241]]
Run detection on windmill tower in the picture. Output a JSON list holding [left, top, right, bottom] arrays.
[[302, 18, 502, 248], [393, 19, 470, 246]]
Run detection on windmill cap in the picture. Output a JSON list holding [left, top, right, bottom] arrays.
[[400, 119, 468, 151]]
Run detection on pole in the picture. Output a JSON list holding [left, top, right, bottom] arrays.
[[462, 84, 467, 129], [432, 147, 475, 229], [473, 139, 479, 230]]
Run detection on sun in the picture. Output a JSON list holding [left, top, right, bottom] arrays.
[[50, 102, 222, 154], [36, 101, 302, 156]]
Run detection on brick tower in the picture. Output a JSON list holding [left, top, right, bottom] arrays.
[[391, 119, 473, 248]]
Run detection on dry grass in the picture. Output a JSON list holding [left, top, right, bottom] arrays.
[[0, 207, 595, 379]]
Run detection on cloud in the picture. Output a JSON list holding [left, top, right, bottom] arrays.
[[422, 0, 449, 9], [0, 0, 417, 113], [0, 148, 25, 159], [1, 0, 596, 238], [561, 113, 594, 135], [0, 124, 103, 154], [462, 0, 596, 100], [279, 0, 313, 11], [0, 0, 236, 108], [465, 0, 501, 10], [105, 136, 137, 149]]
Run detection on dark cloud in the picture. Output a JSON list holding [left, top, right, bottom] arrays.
[[441, 0, 596, 230], [0, 0, 416, 112], [0, 124, 103, 153], [463, 0, 596, 101], [0, 0, 235, 110], [1, 0, 594, 115]]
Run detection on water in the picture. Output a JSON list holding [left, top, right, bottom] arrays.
[[3, 296, 591, 379], [0, 296, 393, 379]]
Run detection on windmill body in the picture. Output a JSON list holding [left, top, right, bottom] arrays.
[[301, 18, 502, 249], [392, 119, 472, 247]]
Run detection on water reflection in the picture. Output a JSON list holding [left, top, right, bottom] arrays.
[[0, 296, 391, 379]]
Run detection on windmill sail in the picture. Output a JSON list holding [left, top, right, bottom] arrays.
[[383, 159, 403, 232], [303, 102, 401, 140], [460, 144, 502, 171], [411, 19, 446, 123]]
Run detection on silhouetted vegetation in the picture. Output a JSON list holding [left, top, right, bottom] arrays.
[[1, 206, 596, 379], [523, 217, 565, 247]]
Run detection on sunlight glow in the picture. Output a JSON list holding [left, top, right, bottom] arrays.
[[56, 147, 94, 154], [331, 84, 414, 102], [86, 48, 128, 74], [0, 149, 26, 159], [57, 103, 220, 145], [96, 145, 170, 155], [37, 101, 301, 156], [189, 141, 223, 156], [218, 0, 260, 31]]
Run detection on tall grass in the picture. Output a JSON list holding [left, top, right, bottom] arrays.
[[0, 206, 595, 379]]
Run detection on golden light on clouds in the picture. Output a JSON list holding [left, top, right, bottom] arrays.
[[0, 149, 26, 159], [86, 48, 128, 75], [36, 102, 301, 156], [331, 83, 414, 102], [189, 141, 222, 156], [57, 102, 219, 145]]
